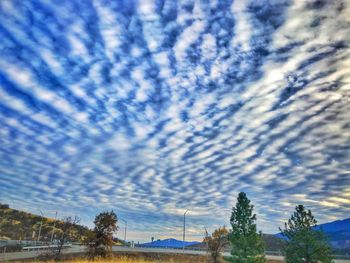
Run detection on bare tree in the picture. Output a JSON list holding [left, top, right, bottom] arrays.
[[51, 216, 80, 261]]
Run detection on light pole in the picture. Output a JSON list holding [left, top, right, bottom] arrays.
[[50, 211, 58, 243], [183, 209, 189, 253], [120, 219, 127, 243], [37, 210, 44, 243]]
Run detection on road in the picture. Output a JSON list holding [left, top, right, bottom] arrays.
[[1, 246, 350, 262]]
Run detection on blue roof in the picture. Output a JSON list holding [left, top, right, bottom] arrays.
[[140, 238, 200, 248]]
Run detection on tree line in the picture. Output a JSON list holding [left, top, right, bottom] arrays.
[[1, 193, 334, 263], [205, 192, 333, 263], [61, 192, 332, 262]]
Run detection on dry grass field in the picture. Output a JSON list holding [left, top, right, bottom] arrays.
[[10, 253, 282, 263], [13, 260, 281, 263]]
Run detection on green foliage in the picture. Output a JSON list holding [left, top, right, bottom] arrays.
[[228, 192, 266, 263], [280, 205, 333, 263], [85, 211, 118, 258], [204, 226, 229, 263]]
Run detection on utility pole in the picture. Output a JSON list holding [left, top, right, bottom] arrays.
[[120, 219, 127, 243], [183, 209, 189, 253], [50, 211, 58, 243], [37, 210, 44, 243]]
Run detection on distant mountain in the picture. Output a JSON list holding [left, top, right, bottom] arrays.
[[263, 234, 286, 251], [140, 238, 200, 248], [315, 218, 350, 250], [314, 218, 350, 233], [188, 234, 285, 252], [276, 218, 350, 250]]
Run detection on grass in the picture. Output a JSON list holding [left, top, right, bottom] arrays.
[[11, 253, 210, 263], [12, 260, 281, 263], [10, 253, 282, 263]]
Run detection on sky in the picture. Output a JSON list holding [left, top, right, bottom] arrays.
[[0, 0, 350, 242]]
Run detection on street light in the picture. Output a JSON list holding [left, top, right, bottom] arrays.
[[183, 209, 189, 253], [37, 210, 44, 243], [120, 219, 127, 243]]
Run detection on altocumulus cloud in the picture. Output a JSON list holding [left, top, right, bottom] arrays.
[[0, 0, 350, 241]]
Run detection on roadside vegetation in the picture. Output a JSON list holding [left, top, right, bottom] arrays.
[[204, 192, 332, 263], [9, 254, 282, 263], [204, 226, 229, 263], [280, 205, 333, 263], [228, 192, 266, 263], [84, 211, 118, 259], [1, 192, 333, 263]]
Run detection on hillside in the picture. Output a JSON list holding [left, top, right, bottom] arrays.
[[315, 218, 350, 252], [0, 203, 91, 242]]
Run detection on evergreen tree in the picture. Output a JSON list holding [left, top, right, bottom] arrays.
[[280, 205, 332, 263], [229, 192, 265, 263]]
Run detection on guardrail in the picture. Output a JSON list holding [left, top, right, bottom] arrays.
[[22, 244, 72, 251], [0, 240, 44, 247]]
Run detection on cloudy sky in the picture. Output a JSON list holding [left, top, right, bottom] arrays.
[[0, 0, 350, 242]]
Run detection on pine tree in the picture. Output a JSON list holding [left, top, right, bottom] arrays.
[[229, 192, 266, 263], [280, 205, 332, 263]]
